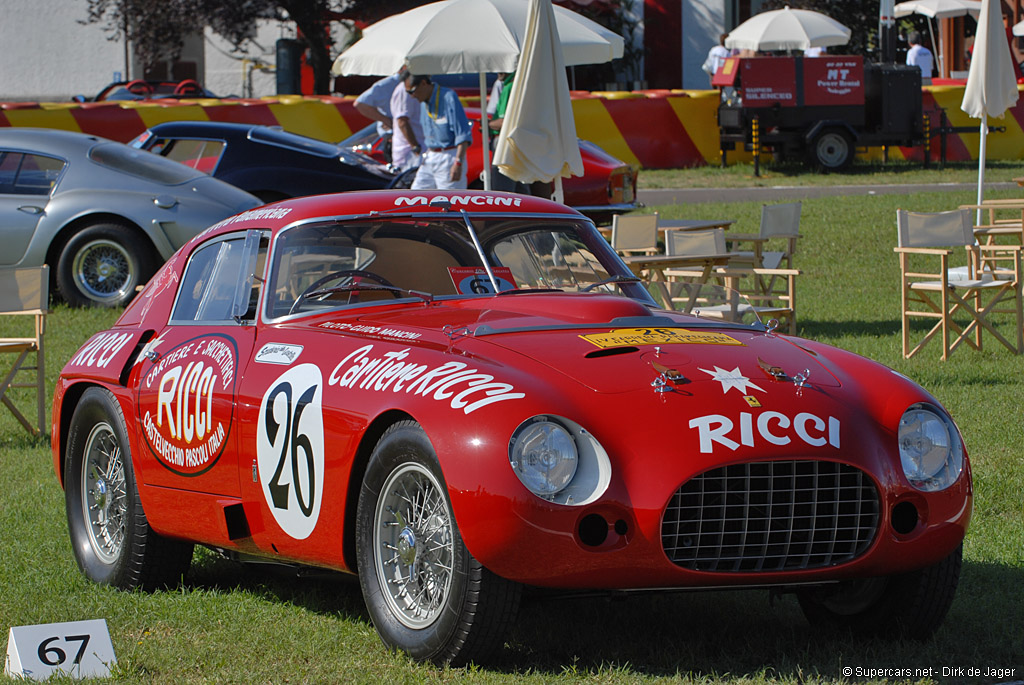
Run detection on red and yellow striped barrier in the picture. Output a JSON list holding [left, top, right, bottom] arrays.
[[3, 86, 1023, 169]]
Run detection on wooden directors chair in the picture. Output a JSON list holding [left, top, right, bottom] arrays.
[[895, 209, 1022, 360], [0, 266, 49, 436]]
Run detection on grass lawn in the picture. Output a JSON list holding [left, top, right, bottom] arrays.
[[1, 184, 1022, 683], [639, 159, 1024, 190]]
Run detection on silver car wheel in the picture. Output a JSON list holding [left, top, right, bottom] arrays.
[[373, 462, 454, 630], [73, 238, 134, 303], [80, 421, 128, 565]]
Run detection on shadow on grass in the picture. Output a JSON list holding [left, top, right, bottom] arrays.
[[183, 550, 368, 622], [797, 318, 902, 340], [751, 159, 1024, 180], [174, 548, 1023, 679], [490, 559, 1023, 679]]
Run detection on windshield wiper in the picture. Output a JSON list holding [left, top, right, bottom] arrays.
[[290, 283, 433, 315], [304, 284, 433, 302], [581, 275, 642, 292]]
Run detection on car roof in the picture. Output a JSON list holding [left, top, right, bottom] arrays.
[[146, 121, 342, 158], [147, 121, 257, 137], [0, 127, 105, 154], [200, 189, 586, 242]]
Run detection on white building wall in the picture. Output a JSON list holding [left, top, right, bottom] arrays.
[[2, 0, 128, 101], [203, 22, 288, 99], [684, 0, 727, 90]]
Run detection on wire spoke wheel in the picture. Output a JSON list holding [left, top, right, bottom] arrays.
[[373, 462, 454, 630], [80, 421, 128, 565], [74, 239, 132, 300]]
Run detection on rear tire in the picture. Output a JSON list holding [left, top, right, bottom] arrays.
[[356, 421, 520, 665], [809, 128, 853, 172], [797, 544, 962, 640], [56, 221, 156, 307], [65, 387, 193, 590]]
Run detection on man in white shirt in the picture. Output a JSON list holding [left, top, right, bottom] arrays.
[[702, 34, 731, 86], [906, 31, 934, 80]]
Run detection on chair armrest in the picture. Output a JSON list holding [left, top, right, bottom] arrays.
[[715, 266, 801, 276], [894, 247, 953, 255], [977, 244, 1022, 253]]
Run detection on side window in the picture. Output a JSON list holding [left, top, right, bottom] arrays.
[[0, 152, 64, 196], [161, 138, 226, 174], [172, 232, 267, 323]]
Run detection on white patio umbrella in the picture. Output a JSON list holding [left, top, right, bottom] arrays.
[[895, 0, 982, 78], [331, 0, 623, 189], [493, 0, 584, 202], [724, 7, 851, 52], [961, 0, 1019, 222]]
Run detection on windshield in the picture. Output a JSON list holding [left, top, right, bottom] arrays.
[[266, 216, 651, 319], [88, 142, 203, 185]]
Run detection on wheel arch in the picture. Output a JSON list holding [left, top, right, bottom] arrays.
[[804, 120, 859, 144], [342, 408, 416, 570], [45, 213, 161, 278], [53, 380, 110, 488]]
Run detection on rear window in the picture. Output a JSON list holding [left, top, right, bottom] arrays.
[[88, 142, 202, 185], [152, 138, 225, 174]]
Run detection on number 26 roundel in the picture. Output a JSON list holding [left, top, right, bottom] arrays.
[[256, 364, 324, 540]]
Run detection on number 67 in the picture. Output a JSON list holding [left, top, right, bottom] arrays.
[[38, 634, 91, 667]]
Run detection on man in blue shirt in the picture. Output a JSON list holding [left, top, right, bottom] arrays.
[[404, 74, 473, 189], [354, 69, 406, 137]]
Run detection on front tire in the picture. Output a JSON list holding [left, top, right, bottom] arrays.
[[797, 544, 962, 640], [56, 221, 156, 307], [64, 387, 193, 590], [356, 421, 520, 665]]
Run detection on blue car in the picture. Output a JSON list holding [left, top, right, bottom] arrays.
[[130, 121, 414, 203]]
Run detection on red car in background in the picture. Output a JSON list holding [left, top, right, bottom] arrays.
[[341, 108, 637, 223]]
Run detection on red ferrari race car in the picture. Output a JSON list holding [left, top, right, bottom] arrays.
[[53, 190, 969, 666]]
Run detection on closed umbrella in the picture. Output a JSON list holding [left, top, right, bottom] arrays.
[[961, 0, 1019, 221], [331, 0, 622, 189], [895, 0, 982, 78], [493, 0, 584, 201], [724, 7, 851, 52]]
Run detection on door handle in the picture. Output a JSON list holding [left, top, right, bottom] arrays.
[[17, 205, 44, 214]]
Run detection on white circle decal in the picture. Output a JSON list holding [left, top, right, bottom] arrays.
[[256, 363, 324, 539]]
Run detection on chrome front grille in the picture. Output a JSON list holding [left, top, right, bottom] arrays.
[[662, 460, 879, 573]]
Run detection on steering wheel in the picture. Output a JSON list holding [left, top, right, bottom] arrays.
[[290, 269, 399, 315], [173, 79, 203, 96], [125, 79, 154, 97]]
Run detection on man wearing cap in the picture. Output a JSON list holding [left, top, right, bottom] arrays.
[[404, 73, 473, 189]]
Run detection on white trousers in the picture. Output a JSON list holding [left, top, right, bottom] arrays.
[[411, 148, 467, 189]]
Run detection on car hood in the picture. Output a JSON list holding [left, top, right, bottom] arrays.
[[344, 293, 841, 395]]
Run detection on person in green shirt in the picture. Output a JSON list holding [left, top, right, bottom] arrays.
[[487, 72, 552, 199]]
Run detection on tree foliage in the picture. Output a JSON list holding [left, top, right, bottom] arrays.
[[83, 0, 638, 94], [81, 0, 426, 94]]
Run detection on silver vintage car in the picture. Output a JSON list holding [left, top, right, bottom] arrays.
[[0, 128, 260, 307]]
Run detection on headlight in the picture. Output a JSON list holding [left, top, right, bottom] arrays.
[[509, 417, 578, 498], [898, 403, 963, 491]]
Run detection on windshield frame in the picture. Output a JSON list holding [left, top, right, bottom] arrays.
[[260, 210, 656, 323]]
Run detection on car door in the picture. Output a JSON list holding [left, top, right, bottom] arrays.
[[132, 230, 266, 496], [0, 151, 65, 265]]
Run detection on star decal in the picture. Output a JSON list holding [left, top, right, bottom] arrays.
[[699, 365, 765, 395]]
